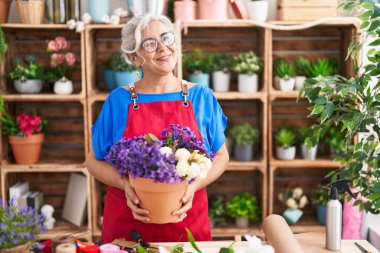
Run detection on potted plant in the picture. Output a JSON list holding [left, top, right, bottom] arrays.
[[308, 58, 339, 88], [275, 127, 296, 160], [103, 52, 118, 91], [227, 192, 260, 228], [0, 0, 12, 23], [311, 186, 329, 225], [232, 51, 262, 93], [208, 195, 227, 228], [294, 57, 311, 90], [174, 0, 197, 21], [0, 199, 47, 252], [229, 123, 259, 161], [298, 126, 318, 160], [301, 0, 380, 215], [245, 0, 269, 22], [274, 58, 296, 91], [46, 36, 76, 94], [0, 25, 7, 89], [105, 124, 213, 223], [210, 53, 231, 92], [7, 56, 45, 94], [278, 187, 308, 224], [112, 51, 141, 87], [0, 97, 48, 164], [183, 49, 212, 87], [198, 0, 228, 20]]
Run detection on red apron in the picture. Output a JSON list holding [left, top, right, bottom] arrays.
[[101, 81, 212, 243]]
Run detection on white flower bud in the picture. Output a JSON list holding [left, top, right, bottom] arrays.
[[200, 157, 212, 170], [175, 148, 191, 161], [75, 22, 85, 33], [101, 15, 110, 24], [199, 169, 208, 179], [82, 13, 92, 24], [67, 19, 76, 30], [110, 15, 120, 25], [286, 198, 298, 209], [188, 162, 201, 179], [299, 195, 308, 208], [293, 187, 303, 198], [176, 161, 189, 177], [159, 146, 172, 156]]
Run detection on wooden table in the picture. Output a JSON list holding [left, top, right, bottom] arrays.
[[158, 232, 379, 253]]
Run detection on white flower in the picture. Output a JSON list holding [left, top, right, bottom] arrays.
[[176, 161, 189, 177], [175, 148, 191, 161], [238, 235, 274, 253], [286, 198, 298, 209], [114, 7, 127, 17], [75, 21, 85, 33], [82, 13, 92, 24], [101, 15, 110, 24], [110, 15, 120, 25], [159, 146, 172, 156], [188, 162, 201, 179], [199, 157, 212, 170], [158, 246, 169, 253], [299, 195, 308, 208], [67, 19, 76, 30], [199, 169, 208, 179], [293, 187, 303, 198]]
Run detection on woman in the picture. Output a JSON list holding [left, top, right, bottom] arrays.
[[88, 14, 229, 243]]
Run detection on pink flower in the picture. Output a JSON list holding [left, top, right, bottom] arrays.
[[55, 36, 69, 50], [16, 113, 43, 136], [56, 53, 65, 65], [65, 52, 76, 67], [47, 40, 58, 52]]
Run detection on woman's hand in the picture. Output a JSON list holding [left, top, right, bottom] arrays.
[[123, 178, 150, 223], [172, 181, 199, 222]]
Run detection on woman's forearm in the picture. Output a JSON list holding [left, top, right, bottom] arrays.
[[87, 150, 125, 190], [197, 143, 229, 190]]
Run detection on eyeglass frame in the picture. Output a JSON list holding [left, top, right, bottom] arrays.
[[139, 31, 176, 53]]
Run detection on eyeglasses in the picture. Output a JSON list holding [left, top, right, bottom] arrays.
[[140, 32, 176, 53]]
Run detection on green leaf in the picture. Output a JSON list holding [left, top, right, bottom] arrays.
[[326, 102, 335, 117], [357, 9, 374, 20], [370, 39, 380, 47], [311, 105, 324, 115], [366, 193, 380, 201], [186, 228, 202, 253], [315, 96, 327, 105], [320, 110, 328, 124]]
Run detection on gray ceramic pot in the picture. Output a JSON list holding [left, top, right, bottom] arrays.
[[14, 79, 43, 94], [234, 144, 254, 161]]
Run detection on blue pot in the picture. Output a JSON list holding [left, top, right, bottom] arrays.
[[88, 0, 110, 23], [316, 205, 326, 225], [114, 70, 142, 87], [103, 69, 117, 91], [189, 73, 210, 87], [283, 208, 303, 224]]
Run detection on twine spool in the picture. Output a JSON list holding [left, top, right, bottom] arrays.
[[99, 244, 120, 253], [16, 0, 44, 24], [56, 243, 76, 253], [52, 235, 76, 253]]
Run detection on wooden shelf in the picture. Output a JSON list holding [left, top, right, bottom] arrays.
[[227, 160, 266, 171], [0, 93, 85, 102], [269, 17, 360, 27], [37, 220, 92, 241], [0, 163, 87, 173], [269, 90, 301, 100], [177, 20, 264, 29], [215, 92, 266, 101], [2, 24, 72, 29], [270, 159, 341, 169]]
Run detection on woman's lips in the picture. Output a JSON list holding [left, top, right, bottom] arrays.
[[157, 55, 171, 61]]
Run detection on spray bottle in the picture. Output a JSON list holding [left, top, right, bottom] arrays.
[[325, 179, 356, 251]]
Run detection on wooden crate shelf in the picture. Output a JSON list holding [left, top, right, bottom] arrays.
[[0, 93, 86, 102], [1, 25, 86, 98], [37, 220, 92, 241], [270, 159, 340, 169]]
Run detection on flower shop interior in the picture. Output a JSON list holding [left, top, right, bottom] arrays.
[[0, 0, 380, 252]]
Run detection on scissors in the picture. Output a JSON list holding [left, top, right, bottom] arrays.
[[354, 242, 372, 253]]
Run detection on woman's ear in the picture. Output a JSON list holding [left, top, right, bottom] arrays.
[[126, 53, 140, 67]]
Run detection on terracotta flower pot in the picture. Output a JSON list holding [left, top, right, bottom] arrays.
[[129, 177, 187, 224], [8, 133, 44, 164], [1, 242, 32, 253], [0, 0, 12, 23]]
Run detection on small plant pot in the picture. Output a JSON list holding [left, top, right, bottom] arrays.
[[8, 133, 44, 164], [234, 144, 254, 161], [316, 205, 326, 225], [88, 0, 110, 23], [301, 144, 318, 160], [54, 78, 73, 94], [235, 216, 249, 228], [198, 0, 228, 20], [16, 0, 45, 24], [174, 0, 197, 21], [279, 77, 295, 91], [276, 146, 296, 160], [295, 76, 306, 90], [246, 0, 268, 22], [115, 70, 142, 87], [14, 79, 43, 94], [189, 72, 210, 87], [283, 208, 303, 224], [103, 69, 117, 91], [212, 71, 230, 92], [238, 73, 258, 93]]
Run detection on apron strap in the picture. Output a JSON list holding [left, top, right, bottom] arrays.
[[129, 83, 139, 110], [181, 80, 189, 107]]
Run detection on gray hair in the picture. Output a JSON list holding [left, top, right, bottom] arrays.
[[121, 14, 174, 64]]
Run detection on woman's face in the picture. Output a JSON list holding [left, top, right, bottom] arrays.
[[133, 21, 178, 75]]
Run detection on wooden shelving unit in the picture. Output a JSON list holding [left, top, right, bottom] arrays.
[[0, 18, 359, 240]]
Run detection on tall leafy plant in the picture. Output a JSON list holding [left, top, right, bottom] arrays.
[[0, 25, 7, 60], [301, 0, 380, 213]]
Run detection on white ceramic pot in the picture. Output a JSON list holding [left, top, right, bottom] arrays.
[[301, 144, 318, 160], [276, 146, 296, 160], [295, 76, 307, 90], [212, 71, 230, 92], [14, 79, 43, 94], [54, 78, 73, 94], [245, 0, 269, 22], [279, 77, 295, 91], [238, 73, 258, 92]]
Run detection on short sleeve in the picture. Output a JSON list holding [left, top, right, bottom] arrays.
[[91, 96, 114, 160], [208, 93, 228, 153]]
